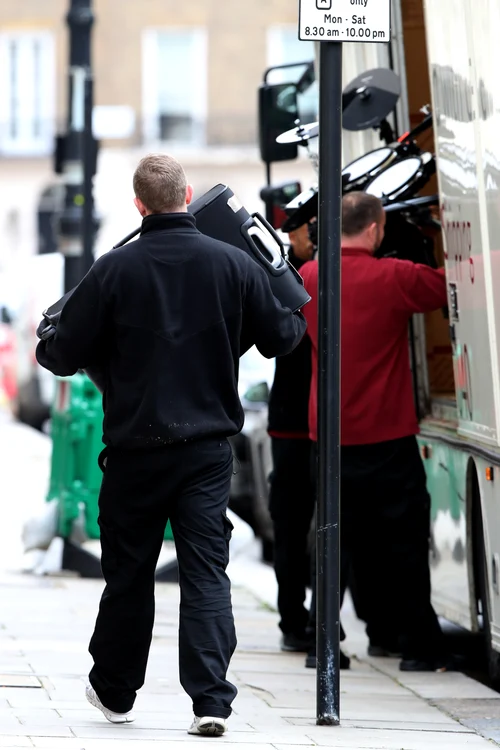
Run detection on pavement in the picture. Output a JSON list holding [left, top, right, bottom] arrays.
[[1, 413, 500, 749]]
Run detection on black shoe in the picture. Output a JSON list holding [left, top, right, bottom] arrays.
[[305, 650, 316, 669], [280, 632, 313, 652], [400, 655, 461, 672], [368, 643, 402, 658], [305, 649, 350, 670], [340, 650, 351, 669]]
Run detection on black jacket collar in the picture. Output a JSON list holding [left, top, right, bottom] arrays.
[[140, 213, 198, 236]]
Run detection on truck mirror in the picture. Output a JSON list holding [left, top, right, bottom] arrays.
[[258, 83, 299, 164]]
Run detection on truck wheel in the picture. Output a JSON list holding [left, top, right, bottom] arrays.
[[474, 495, 500, 686]]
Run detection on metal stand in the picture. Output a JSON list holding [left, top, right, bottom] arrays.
[[316, 40, 343, 727]]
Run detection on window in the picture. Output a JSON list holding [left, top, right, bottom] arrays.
[[267, 25, 314, 76], [142, 28, 208, 146], [266, 26, 317, 125], [0, 31, 55, 156]]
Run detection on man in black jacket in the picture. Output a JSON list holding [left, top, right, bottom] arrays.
[[267, 224, 315, 653], [36, 154, 306, 736]]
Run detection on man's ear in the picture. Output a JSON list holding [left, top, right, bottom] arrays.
[[134, 196, 148, 217], [186, 184, 194, 206], [368, 222, 378, 242]]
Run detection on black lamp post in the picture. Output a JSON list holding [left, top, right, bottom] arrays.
[[56, 0, 98, 293]]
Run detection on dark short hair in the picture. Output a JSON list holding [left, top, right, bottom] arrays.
[[342, 192, 384, 237]]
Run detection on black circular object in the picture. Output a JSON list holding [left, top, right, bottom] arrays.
[[281, 187, 318, 233], [342, 68, 401, 132], [281, 174, 352, 233], [342, 146, 397, 191], [383, 194, 439, 214], [365, 152, 435, 203], [375, 211, 437, 268]]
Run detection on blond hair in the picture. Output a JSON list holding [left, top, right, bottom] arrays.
[[133, 153, 187, 213]]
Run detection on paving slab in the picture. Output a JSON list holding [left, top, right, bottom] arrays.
[[274, 735, 493, 749], [290, 716, 472, 732], [30, 740, 277, 750]]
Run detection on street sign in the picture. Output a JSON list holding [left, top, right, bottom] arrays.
[[299, 0, 391, 43]]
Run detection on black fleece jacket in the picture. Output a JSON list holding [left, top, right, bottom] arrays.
[[267, 248, 311, 437], [36, 213, 306, 448]]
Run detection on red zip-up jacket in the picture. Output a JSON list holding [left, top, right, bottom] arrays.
[[300, 249, 448, 445]]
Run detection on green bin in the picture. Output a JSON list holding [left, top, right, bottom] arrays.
[[47, 373, 174, 542]]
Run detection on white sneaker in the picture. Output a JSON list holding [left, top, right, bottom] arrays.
[[188, 715, 228, 736], [85, 684, 135, 724]]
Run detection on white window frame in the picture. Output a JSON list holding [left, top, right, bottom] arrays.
[[0, 30, 55, 157], [142, 27, 208, 147]]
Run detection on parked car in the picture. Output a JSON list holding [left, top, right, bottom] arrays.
[[229, 348, 276, 560]]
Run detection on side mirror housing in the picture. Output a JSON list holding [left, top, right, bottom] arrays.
[[258, 83, 299, 164]]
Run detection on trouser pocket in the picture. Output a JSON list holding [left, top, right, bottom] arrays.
[[222, 512, 234, 566]]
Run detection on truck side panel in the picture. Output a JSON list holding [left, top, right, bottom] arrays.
[[424, 0, 500, 654], [468, 0, 500, 441], [418, 436, 471, 630], [467, 0, 500, 650], [424, 0, 498, 445]]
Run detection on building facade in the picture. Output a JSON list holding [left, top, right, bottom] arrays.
[[0, 0, 320, 156], [0, 1, 392, 272]]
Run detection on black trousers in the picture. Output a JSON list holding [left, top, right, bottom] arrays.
[[310, 436, 445, 661], [268, 438, 316, 637], [88, 438, 237, 719]]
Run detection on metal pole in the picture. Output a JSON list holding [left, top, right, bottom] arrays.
[[316, 40, 343, 726], [266, 162, 272, 188], [58, 0, 94, 293], [82, 74, 95, 275], [264, 162, 273, 224]]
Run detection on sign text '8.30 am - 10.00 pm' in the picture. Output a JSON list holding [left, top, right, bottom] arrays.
[[299, 0, 391, 43]]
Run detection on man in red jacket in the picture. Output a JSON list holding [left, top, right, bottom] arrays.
[[301, 191, 450, 671]]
